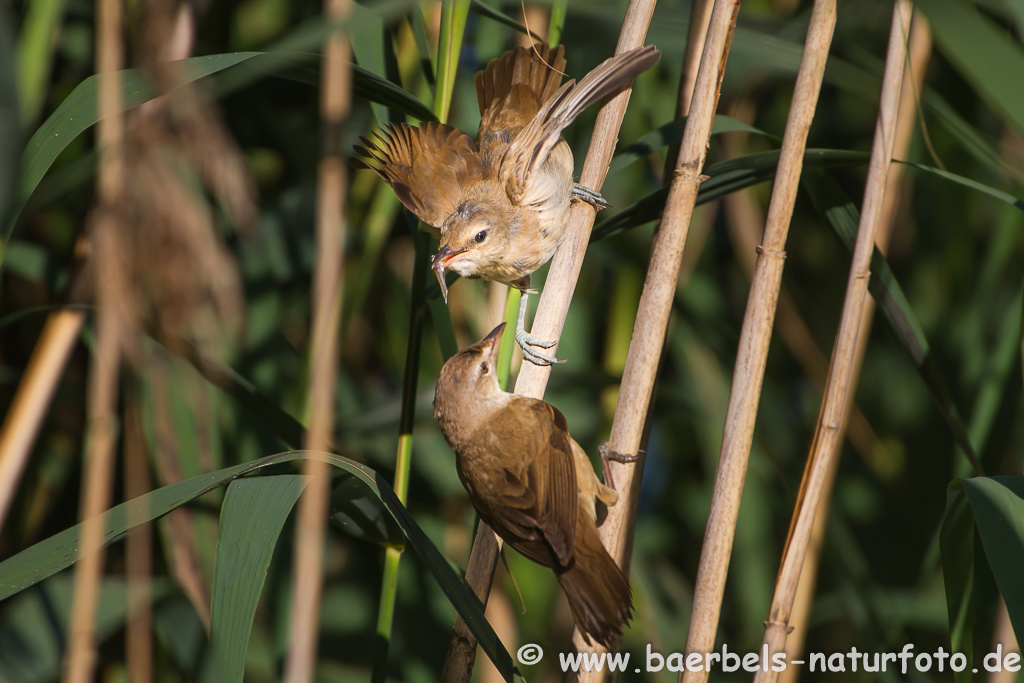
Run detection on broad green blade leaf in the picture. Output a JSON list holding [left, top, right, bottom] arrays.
[[225, 54, 437, 122], [349, 3, 388, 125], [330, 474, 406, 547], [0, 450, 518, 682], [0, 455, 278, 601], [0, 0, 20, 231], [592, 149, 868, 242], [915, 0, 1024, 138], [7, 53, 259, 245], [801, 170, 983, 472], [471, 0, 543, 42], [896, 160, 1024, 213], [374, 477, 519, 681], [6, 51, 437, 255], [607, 114, 782, 176], [960, 477, 1024, 644], [940, 480, 975, 683], [202, 476, 309, 683], [921, 90, 1017, 181]]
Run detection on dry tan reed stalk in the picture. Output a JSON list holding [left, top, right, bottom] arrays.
[[440, 2, 659, 679], [671, 5, 838, 679], [480, 581, 519, 683], [678, 0, 714, 118], [62, 0, 125, 677], [513, 0, 658, 404], [779, 16, 932, 681], [125, 398, 154, 683], [283, 0, 351, 680], [753, 3, 915, 681], [662, 0, 714, 180], [722, 124, 884, 469], [0, 308, 85, 530], [568, 0, 742, 676]]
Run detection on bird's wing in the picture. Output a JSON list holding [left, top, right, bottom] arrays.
[[499, 45, 661, 206], [480, 398, 578, 569], [475, 44, 567, 157], [354, 122, 484, 228]]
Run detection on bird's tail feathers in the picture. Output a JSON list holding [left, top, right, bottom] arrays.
[[556, 516, 633, 648], [544, 45, 661, 131], [475, 44, 567, 118], [509, 46, 661, 194]]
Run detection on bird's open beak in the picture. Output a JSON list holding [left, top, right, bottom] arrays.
[[480, 323, 506, 366], [431, 245, 468, 304]]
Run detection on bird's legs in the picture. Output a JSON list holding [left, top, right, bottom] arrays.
[[571, 183, 611, 210], [598, 443, 640, 492], [515, 289, 565, 366]]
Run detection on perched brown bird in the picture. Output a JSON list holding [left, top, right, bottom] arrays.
[[433, 323, 632, 646], [356, 43, 660, 365]]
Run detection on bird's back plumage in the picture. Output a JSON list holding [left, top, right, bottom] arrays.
[[434, 346, 634, 647]]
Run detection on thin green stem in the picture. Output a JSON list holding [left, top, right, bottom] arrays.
[[496, 288, 520, 391], [343, 183, 400, 329], [433, 0, 472, 121], [547, 0, 568, 47], [16, 0, 66, 127], [371, 3, 469, 679]]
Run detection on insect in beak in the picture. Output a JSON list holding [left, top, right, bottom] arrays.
[[431, 245, 468, 303]]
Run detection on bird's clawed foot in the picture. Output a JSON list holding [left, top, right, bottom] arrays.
[[572, 183, 611, 210], [515, 290, 565, 366], [598, 442, 641, 492], [515, 328, 564, 366]]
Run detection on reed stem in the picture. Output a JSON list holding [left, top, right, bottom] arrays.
[[753, 4, 914, 680], [441, 2, 661, 679], [283, 0, 351, 678]]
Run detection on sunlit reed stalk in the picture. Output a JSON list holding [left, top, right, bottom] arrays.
[[371, 2, 470, 681], [779, 15, 932, 681], [670, 3, 839, 683], [283, 0, 350, 679], [568, 0, 739, 676], [441, 2, 660, 680], [63, 0, 124, 678], [0, 306, 85, 530], [753, 3, 915, 681]]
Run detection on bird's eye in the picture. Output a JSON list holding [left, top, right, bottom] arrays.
[[474, 230, 487, 243], [479, 362, 488, 375]]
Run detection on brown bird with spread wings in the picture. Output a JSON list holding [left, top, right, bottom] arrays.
[[433, 323, 632, 646], [356, 44, 660, 365]]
